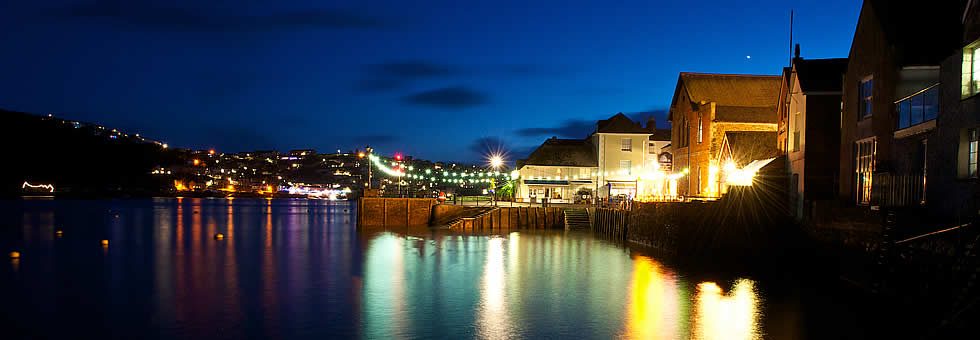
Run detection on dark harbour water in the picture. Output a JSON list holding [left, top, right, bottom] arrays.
[[0, 198, 925, 339]]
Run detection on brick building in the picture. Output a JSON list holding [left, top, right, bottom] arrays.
[[667, 73, 781, 197], [839, 0, 965, 226]]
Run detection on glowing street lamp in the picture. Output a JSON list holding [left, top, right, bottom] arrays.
[[490, 155, 503, 169]]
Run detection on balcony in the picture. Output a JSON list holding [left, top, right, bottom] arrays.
[[871, 173, 925, 207], [894, 83, 939, 138]]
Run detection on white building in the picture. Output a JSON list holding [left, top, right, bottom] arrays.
[[515, 113, 677, 203], [515, 138, 597, 203]]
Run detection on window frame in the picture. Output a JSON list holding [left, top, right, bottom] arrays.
[[859, 76, 874, 119], [621, 138, 632, 152], [697, 112, 703, 144], [620, 160, 632, 175], [963, 41, 980, 99], [854, 138, 876, 205], [895, 84, 939, 131], [970, 128, 978, 178]]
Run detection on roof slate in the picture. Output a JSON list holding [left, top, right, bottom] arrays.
[[715, 106, 777, 124], [649, 128, 671, 141], [795, 58, 848, 93], [723, 131, 779, 166], [596, 113, 652, 134], [679, 73, 781, 108], [521, 138, 597, 167]]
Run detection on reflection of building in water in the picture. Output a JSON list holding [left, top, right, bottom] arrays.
[[692, 279, 761, 340], [623, 256, 680, 340], [477, 237, 511, 339], [362, 235, 408, 339]]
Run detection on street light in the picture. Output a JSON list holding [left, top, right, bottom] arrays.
[[490, 155, 503, 169], [488, 154, 505, 206]]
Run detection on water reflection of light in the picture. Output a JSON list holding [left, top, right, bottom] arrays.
[[623, 256, 680, 340], [363, 234, 408, 338], [692, 279, 761, 340], [477, 237, 511, 339]]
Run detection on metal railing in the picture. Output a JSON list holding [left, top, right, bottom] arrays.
[[871, 173, 925, 207]]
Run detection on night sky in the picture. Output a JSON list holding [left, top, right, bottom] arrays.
[[1, 0, 860, 164]]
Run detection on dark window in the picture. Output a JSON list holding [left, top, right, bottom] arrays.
[[910, 94, 923, 126], [923, 86, 938, 121], [895, 85, 939, 130], [898, 100, 910, 129], [859, 78, 873, 118]]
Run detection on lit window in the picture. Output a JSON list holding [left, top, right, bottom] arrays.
[[697, 113, 703, 144], [963, 42, 980, 98], [620, 160, 632, 175], [792, 111, 801, 152], [859, 77, 873, 118], [621, 138, 632, 151], [855, 139, 876, 205], [970, 129, 978, 178]]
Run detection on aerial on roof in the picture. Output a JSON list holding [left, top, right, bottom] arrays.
[[519, 138, 597, 168], [794, 58, 848, 93], [596, 113, 653, 134]]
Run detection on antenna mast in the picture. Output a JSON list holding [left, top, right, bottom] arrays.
[[789, 10, 794, 66]]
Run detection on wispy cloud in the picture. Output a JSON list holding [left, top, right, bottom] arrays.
[[47, 1, 395, 31], [513, 109, 669, 139], [352, 60, 570, 93], [402, 86, 489, 110]]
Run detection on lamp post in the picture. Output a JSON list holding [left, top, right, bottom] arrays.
[[490, 155, 503, 206]]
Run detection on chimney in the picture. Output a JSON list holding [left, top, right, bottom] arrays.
[[646, 116, 657, 131], [792, 44, 802, 65]]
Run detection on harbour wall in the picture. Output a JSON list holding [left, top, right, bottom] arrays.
[[357, 198, 564, 230]]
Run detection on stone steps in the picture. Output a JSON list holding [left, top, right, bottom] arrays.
[[564, 208, 591, 230]]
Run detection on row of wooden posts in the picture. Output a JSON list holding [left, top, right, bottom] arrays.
[[592, 208, 630, 240], [448, 207, 564, 231]]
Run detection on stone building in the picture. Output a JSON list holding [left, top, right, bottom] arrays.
[[667, 73, 781, 198], [839, 0, 964, 226], [931, 0, 980, 224]]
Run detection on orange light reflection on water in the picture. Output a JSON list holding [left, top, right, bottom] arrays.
[[623, 256, 680, 340], [692, 279, 761, 340]]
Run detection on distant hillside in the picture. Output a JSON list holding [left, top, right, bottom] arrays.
[[1, 109, 180, 196]]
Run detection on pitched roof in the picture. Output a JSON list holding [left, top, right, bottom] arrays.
[[649, 128, 671, 141], [795, 58, 848, 93], [715, 106, 777, 124], [864, 0, 966, 66], [520, 138, 597, 168], [722, 131, 779, 166], [678, 73, 781, 108], [596, 113, 652, 134]]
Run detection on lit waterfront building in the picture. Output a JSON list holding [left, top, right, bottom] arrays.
[[667, 73, 781, 198], [514, 113, 678, 203]]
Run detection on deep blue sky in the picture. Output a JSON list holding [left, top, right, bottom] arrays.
[[1, 0, 861, 164]]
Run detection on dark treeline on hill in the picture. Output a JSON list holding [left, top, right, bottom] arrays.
[[1, 109, 180, 197]]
